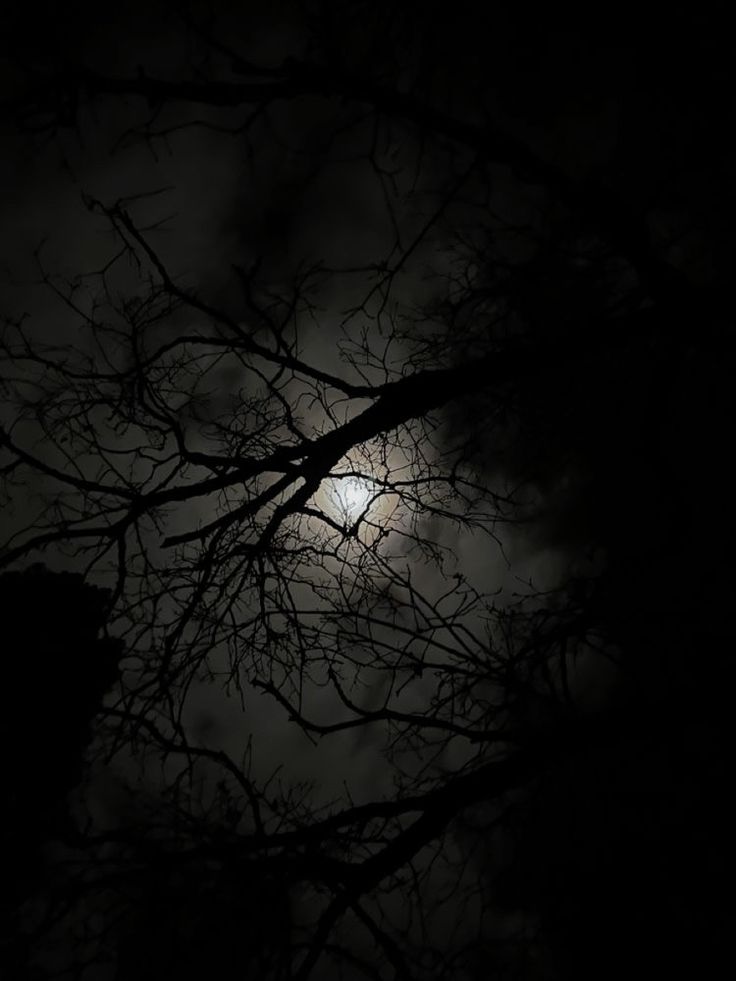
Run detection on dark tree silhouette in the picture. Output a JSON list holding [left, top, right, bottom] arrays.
[[0, 564, 122, 974], [1, 4, 734, 978]]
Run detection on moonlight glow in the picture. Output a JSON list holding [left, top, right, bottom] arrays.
[[334, 476, 373, 517]]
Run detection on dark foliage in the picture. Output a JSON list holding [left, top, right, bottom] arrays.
[[0, 567, 121, 905]]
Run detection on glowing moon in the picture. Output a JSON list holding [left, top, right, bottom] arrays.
[[337, 477, 372, 516]]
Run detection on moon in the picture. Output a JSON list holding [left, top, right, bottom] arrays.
[[337, 477, 372, 517]]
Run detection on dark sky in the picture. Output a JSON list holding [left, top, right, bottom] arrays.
[[2, 5, 735, 979]]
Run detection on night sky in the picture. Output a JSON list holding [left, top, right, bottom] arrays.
[[1, 4, 734, 979]]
